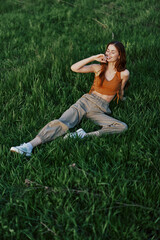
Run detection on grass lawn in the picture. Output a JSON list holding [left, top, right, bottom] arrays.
[[0, 0, 160, 239]]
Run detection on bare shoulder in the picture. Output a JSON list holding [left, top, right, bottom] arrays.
[[121, 69, 130, 78]]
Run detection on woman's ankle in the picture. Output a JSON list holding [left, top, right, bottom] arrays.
[[29, 136, 42, 148]]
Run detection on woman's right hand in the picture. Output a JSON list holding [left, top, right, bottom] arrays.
[[93, 54, 107, 63]]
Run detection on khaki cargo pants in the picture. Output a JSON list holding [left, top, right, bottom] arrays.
[[37, 93, 128, 143]]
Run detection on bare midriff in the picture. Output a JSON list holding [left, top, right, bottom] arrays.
[[92, 90, 115, 103]]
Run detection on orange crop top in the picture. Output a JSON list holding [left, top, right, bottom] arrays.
[[89, 70, 122, 103]]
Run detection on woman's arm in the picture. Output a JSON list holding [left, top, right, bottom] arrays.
[[120, 70, 130, 100], [71, 54, 107, 73]]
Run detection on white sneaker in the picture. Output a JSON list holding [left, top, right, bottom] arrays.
[[10, 143, 32, 157], [64, 128, 86, 139]]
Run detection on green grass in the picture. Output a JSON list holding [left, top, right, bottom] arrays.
[[0, 0, 160, 239]]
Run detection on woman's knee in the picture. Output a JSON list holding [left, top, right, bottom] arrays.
[[112, 121, 128, 132], [101, 121, 128, 134], [37, 119, 68, 144], [121, 122, 128, 132], [48, 120, 68, 131]]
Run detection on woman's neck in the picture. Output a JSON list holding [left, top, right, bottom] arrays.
[[107, 62, 117, 72]]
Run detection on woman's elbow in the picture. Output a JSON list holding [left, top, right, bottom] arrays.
[[71, 65, 75, 72], [71, 65, 78, 72]]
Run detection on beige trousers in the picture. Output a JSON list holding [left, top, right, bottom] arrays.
[[37, 93, 128, 143]]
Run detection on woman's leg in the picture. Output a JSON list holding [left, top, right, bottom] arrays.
[[36, 119, 69, 144], [10, 96, 90, 155], [10, 120, 68, 156], [37, 96, 89, 144], [86, 110, 128, 136], [29, 136, 42, 147]]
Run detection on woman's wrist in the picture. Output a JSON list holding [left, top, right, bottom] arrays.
[[88, 55, 96, 62]]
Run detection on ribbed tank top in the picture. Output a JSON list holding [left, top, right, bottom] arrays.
[[89, 69, 122, 103]]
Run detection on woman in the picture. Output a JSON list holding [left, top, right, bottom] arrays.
[[10, 41, 130, 156]]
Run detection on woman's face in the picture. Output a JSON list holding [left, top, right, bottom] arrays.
[[105, 44, 120, 62]]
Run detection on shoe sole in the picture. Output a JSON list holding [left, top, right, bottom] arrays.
[[10, 147, 31, 157]]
